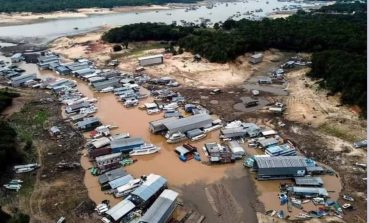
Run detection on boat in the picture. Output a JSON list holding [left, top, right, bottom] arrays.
[[252, 89, 260, 96], [265, 210, 276, 217], [342, 195, 354, 202], [3, 184, 21, 191], [190, 133, 207, 142], [124, 98, 139, 108], [203, 124, 222, 133], [80, 106, 97, 115], [302, 199, 311, 204], [9, 179, 23, 184], [147, 108, 161, 115], [166, 132, 187, 144], [114, 178, 142, 198], [100, 86, 114, 93], [129, 144, 160, 156], [15, 167, 35, 173], [296, 213, 312, 219], [342, 203, 352, 209]]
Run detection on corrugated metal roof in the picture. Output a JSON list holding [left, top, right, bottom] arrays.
[[108, 174, 134, 189], [11, 73, 36, 81], [255, 156, 307, 168], [258, 138, 278, 148], [95, 152, 121, 162], [131, 174, 167, 202], [164, 114, 212, 131], [294, 176, 323, 186], [149, 117, 178, 128], [291, 186, 328, 197], [110, 137, 144, 149], [98, 168, 127, 184], [139, 189, 178, 223], [138, 54, 163, 61], [106, 199, 136, 221], [77, 117, 100, 128]]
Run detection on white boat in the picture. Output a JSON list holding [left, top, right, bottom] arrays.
[[9, 179, 23, 184], [190, 133, 207, 142], [3, 184, 21, 191], [166, 132, 187, 144], [95, 203, 109, 215], [147, 108, 161, 115], [124, 99, 139, 107], [203, 124, 222, 133], [100, 86, 114, 93], [114, 178, 142, 198], [15, 167, 35, 173], [129, 145, 160, 156], [79, 106, 97, 115]]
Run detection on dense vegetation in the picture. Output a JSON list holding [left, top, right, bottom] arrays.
[[0, 90, 20, 113], [103, 3, 367, 114], [0, 0, 196, 13]]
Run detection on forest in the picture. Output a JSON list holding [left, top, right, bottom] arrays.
[[103, 3, 367, 114], [0, 0, 196, 13]]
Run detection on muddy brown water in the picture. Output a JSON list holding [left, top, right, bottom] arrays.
[[10, 61, 341, 222]]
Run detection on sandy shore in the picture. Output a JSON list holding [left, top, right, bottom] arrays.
[[0, 5, 172, 27]]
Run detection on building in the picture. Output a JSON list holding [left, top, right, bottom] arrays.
[[65, 101, 90, 114], [88, 76, 106, 84], [10, 73, 37, 87], [110, 137, 145, 153], [220, 127, 247, 139], [10, 53, 24, 63], [265, 144, 296, 156], [149, 117, 178, 134], [249, 53, 263, 64], [204, 143, 235, 163], [76, 117, 101, 131], [23, 51, 43, 63], [138, 54, 163, 66], [98, 168, 127, 185], [294, 176, 323, 187], [257, 138, 278, 149], [253, 156, 308, 180], [103, 198, 136, 223], [47, 79, 76, 89], [130, 174, 167, 208], [37, 54, 60, 69], [227, 141, 245, 158], [102, 174, 134, 191], [139, 189, 179, 223], [288, 186, 328, 198], [92, 78, 121, 91], [55, 65, 70, 75], [164, 114, 213, 135], [96, 152, 122, 171]]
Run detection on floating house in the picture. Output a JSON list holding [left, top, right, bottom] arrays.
[[253, 156, 308, 180], [227, 141, 245, 158], [138, 189, 179, 223], [103, 198, 136, 223], [98, 168, 127, 185], [265, 144, 296, 156], [96, 153, 122, 171], [130, 174, 167, 208], [92, 78, 121, 91], [294, 176, 324, 187], [164, 114, 213, 135], [288, 186, 329, 198], [110, 137, 145, 153], [76, 117, 101, 131]]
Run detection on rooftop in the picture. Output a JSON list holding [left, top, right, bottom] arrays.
[[138, 54, 163, 61], [255, 156, 308, 169]]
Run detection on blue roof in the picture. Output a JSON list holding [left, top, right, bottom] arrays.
[[131, 175, 167, 202]]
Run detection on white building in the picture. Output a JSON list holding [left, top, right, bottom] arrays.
[[138, 54, 163, 66]]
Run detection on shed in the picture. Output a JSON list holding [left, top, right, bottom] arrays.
[[10, 73, 36, 87], [227, 141, 245, 158], [98, 168, 127, 185], [105, 199, 136, 222], [164, 114, 213, 135], [110, 137, 145, 153], [254, 156, 308, 180], [107, 174, 134, 190], [265, 144, 296, 156], [49, 126, 61, 136], [130, 174, 167, 206], [289, 186, 328, 197], [139, 189, 179, 223], [138, 54, 163, 66], [249, 53, 263, 64], [294, 176, 323, 187], [257, 138, 278, 148]]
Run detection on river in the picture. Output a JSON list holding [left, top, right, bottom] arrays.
[[0, 0, 331, 44]]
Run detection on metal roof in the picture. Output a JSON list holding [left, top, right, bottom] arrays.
[[255, 156, 308, 169], [149, 117, 178, 128], [291, 186, 328, 197], [131, 174, 167, 202], [139, 189, 178, 223], [91, 137, 111, 149], [258, 138, 278, 148], [77, 117, 100, 128], [96, 152, 122, 162], [164, 114, 212, 131], [106, 199, 136, 221], [110, 137, 144, 149], [11, 73, 36, 81], [108, 174, 134, 189], [98, 168, 127, 184], [138, 54, 163, 61], [294, 176, 323, 186]]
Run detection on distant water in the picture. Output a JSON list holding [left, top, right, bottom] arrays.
[[0, 0, 330, 44]]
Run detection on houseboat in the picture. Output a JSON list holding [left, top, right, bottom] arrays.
[[129, 144, 160, 156]]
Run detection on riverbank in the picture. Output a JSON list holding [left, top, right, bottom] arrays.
[[0, 5, 173, 27]]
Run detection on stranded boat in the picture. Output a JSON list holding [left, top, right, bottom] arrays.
[[166, 132, 187, 144], [129, 144, 160, 156]]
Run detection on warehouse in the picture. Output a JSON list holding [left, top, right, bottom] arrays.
[[288, 186, 328, 198], [92, 78, 121, 91], [257, 138, 279, 149], [110, 137, 145, 153], [130, 174, 167, 208], [227, 141, 245, 158], [164, 114, 213, 135], [294, 176, 324, 187], [138, 54, 163, 66], [10, 73, 36, 87], [149, 117, 179, 134], [139, 189, 179, 223], [253, 156, 308, 180], [103, 199, 136, 223]]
